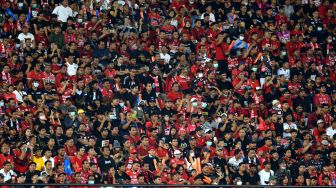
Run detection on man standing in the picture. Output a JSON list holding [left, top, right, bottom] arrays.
[[259, 161, 274, 185], [52, 0, 73, 23]]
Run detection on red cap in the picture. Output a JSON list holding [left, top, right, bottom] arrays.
[[148, 146, 156, 152], [179, 128, 186, 133], [130, 148, 137, 154]]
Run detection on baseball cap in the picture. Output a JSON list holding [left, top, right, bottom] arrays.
[[317, 119, 324, 124], [195, 126, 203, 132], [174, 150, 182, 155], [321, 140, 329, 146], [148, 146, 156, 151], [130, 148, 137, 154], [17, 173, 25, 178], [77, 109, 85, 114], [39, 115, 47, 120]]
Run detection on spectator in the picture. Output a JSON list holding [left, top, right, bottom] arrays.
[[0, 0, 335, 186]]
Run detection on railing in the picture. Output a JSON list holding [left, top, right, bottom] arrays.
[[0, 184, 332, 187]]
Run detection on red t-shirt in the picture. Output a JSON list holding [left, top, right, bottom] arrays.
[[0, 154, 14, 169], [13, 149, 30, 173], [167, 91, 183, 102], [126, 170, 141, 184], [71, 155, 87, 172]]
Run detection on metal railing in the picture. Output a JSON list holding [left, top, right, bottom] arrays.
[[0, 184, 332, 187]]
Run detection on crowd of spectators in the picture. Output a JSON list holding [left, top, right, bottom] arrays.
[[0, 0, 335, 186]]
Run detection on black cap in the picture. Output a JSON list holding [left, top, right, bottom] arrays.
[[17, 173, 25, 177], [195, 126, 203, 132], [189, 136, 196, 140], [116, 162, 125, 169], [3, 161, 11, 166], [29, 161, 37, 166], [149, 97, 156, 102], [58, 172, 66, 176]]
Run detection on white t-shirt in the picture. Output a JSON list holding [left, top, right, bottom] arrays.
[[0, 169, 17, 182], [52, 5, 73, 22], [277, 68, 290, 80], [66, 62, 78, 76], [283, 122, 298, 138], [160, 53, 171, 64], [326, 126, 336, 139], [228, 157, 243, 171], [13, 90, 27, 103], [17, 33, 35, 47], [259, 169, 274, 185], [201, 12, 216, 23]]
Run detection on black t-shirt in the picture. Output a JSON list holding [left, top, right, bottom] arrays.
[[247, 173, 260, 185], [32, 19, 46, 34], [142, 90, 157, 103], [142, 155, 159, 172], [98, 156, 116, 173], [124, 92, 138, 108], [108, 104, 122, 125], [24, 47, 37, 57], [5, 134, 20, 146], [216, 79, 233, 91], [110, 134, 124, 148], [113, 171, 130, 184], [239, 95, 254, 108], [232, 171, 250, 185], [27, 88, 45, 101], [53, 134, 67, 148], [161, 108, 176, 117], [92, 120, 110, 138], [96, 135, 112, 149], [45, 89, 58, 104], [213, 156, 228, 173]]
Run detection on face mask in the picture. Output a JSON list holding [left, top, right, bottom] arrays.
[[33, 82, 39, 88], [78, 18, 83, 23], [317, 27, 322, 31], [198, 73, 203, 78], [32, 4, 37, 9], [192, 102, 198, 107], [201, 102, 207, 108], [88, 180, 94, 184], [237, 181, 243, 185], [281, 51, 287, 56], [119, 102, 125, 108], [164, 116, 169, 121], [239, 36, 244, 41], [190, 152, 195, 157], [252, 67, 258, 72], [213, 63, 218, 68], [206, 141, 212, 146], [237, 51, 241, 56], [15, 44, 20, 48], [0, 101, 4, 107], [69, 112, 76, 116], [18, 2, 23, 8], [109, 115, 114, 120], [328, 39, 332, 43]]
